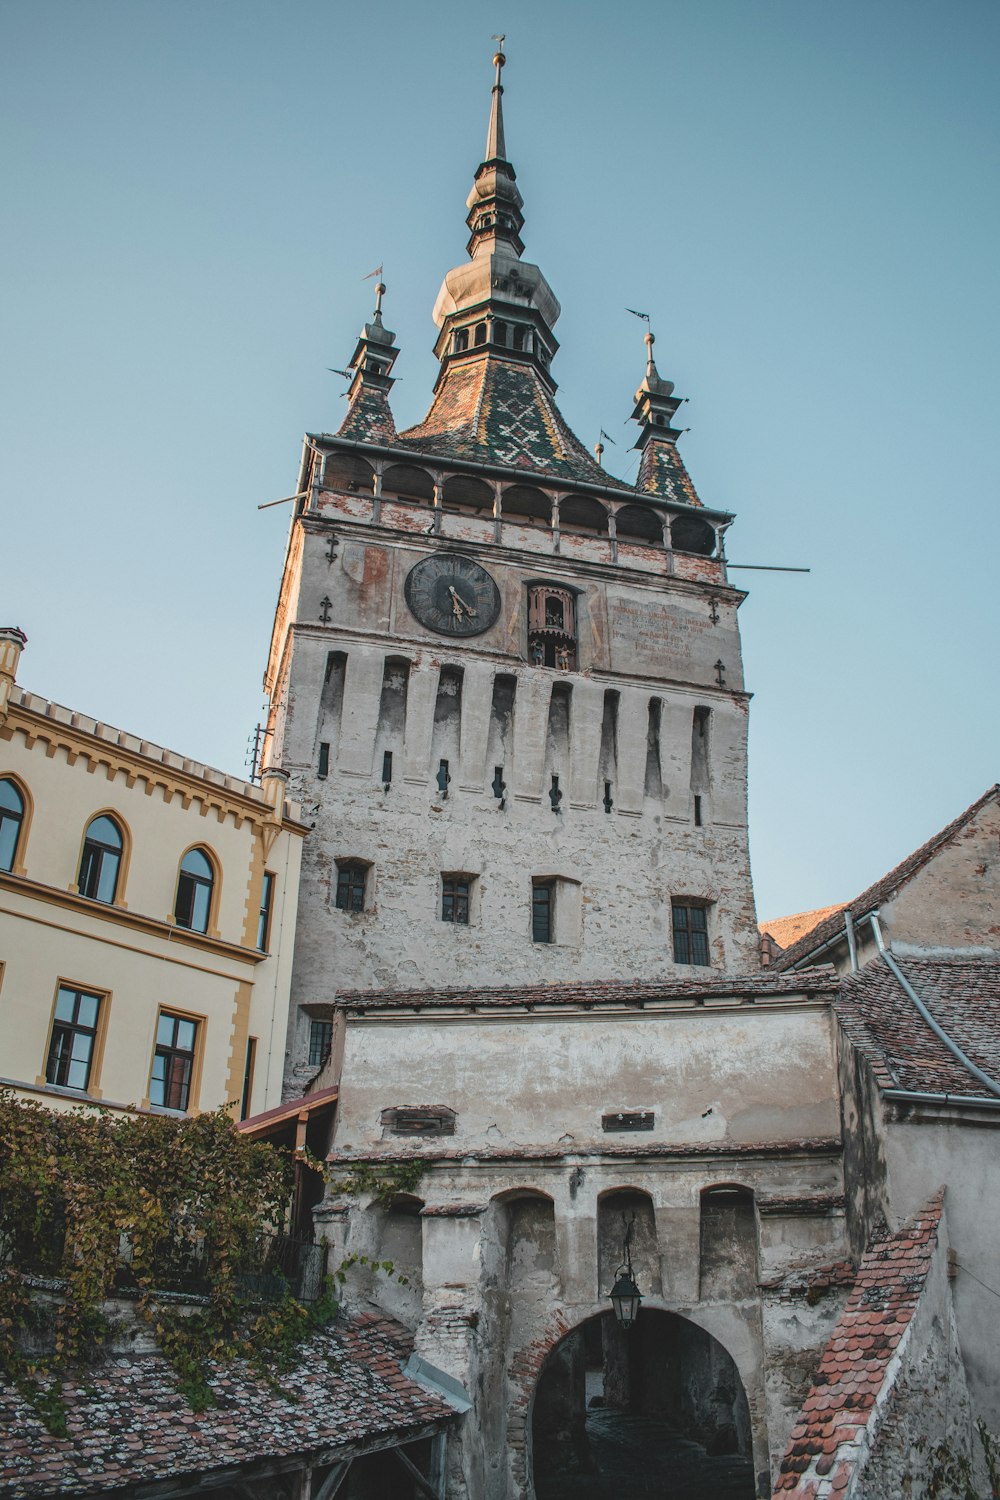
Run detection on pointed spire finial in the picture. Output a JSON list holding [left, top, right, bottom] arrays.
[[487, 35, 507, 161]]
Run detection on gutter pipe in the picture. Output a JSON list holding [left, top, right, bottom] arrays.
[[867, 912, 1000, 1102], [881, 1088, 1000, 1112]]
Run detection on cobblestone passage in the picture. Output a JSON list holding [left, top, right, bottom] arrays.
[[534, 1408, 756, 1500]]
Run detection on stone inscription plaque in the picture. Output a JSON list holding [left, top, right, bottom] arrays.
[[607, 591, 708, 678]]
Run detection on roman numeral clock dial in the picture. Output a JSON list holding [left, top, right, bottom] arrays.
[[404, 554, 501, 637]]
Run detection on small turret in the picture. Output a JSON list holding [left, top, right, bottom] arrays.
[[337, 281, 399, 444], [630, 331, 702, 506]]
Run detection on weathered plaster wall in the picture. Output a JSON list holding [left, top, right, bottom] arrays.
[[881, 1114, 1000, 1430], [264, 490, 759, 1083], [880, 798, 1000, 954], [333, 1004, 841, 1153]]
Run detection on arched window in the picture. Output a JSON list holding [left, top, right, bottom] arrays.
[[493, 320, 508, 347], [512, 326, 527, 351], [474, 322, 488, 347], [175, 847, 215, 933], [454, 327, 469, 353], [78, 815, 123, 904], [0, 778, 24, 873]]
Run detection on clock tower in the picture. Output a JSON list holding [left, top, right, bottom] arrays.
[[263, 48, 760, 1085]]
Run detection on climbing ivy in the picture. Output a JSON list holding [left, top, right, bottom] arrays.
[[0, 1094, 323, 1430], [0, 1094, 427, 1435]]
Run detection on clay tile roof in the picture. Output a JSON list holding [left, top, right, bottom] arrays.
[[636, 438, 702, 506], [774, 785, 1000, 970], [335, 968, 839, 1012], [773, 1193, 944, 1499], [760, 906, 849, 954], [0, 1315, 458, 1498], [834, 954, 1000, 1097], [398, 356, 634, 490], [337, 386, 398, 445]]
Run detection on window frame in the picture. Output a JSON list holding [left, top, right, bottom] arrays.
[[308, 1018, 333, 1069], [672, 901, 711, 966], [256, 870, 275, 951], [441, 873, 472, 926], [532, 880, 555, 944], [148, 1009, 201, 1113], [335, 860, 368, 913], [43, 983, 106, 1095], [0, 776, 27, 875], [77, 812, 127, 906], [174, 845, 217, 935]]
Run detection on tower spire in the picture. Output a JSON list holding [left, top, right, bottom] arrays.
[[485, 36, 507, 161], [466, 40, 524, 259], [335, 278, 399, 444]]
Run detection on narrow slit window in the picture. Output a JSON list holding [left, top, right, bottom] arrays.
[[256, 871, 275, 950], [532, 882, 554, 944], [318, 742, 330, 778]]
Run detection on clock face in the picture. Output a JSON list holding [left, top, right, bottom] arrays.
[[404, 553, 501, 637]]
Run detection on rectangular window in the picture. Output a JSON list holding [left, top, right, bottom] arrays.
[[441, 875, 470, 924], [309, 1019, 333, 1068], [257, 871, 275, 950], [240, 1037, 257, 1121], [532, 881, 554, 944], [672, 902, 710, 966], [46, 985, 101, 1091], [335, 862, 366, 912], [150, 1012, 198, 1111], [318, 742, 330, 778]]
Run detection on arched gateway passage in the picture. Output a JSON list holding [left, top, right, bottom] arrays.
[[531, 1310, 754, 1500]]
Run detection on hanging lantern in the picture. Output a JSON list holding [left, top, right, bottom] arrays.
[[608, 1210, 642, 1329]]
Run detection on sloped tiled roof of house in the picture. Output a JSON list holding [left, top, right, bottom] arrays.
[[0, 1315, 457, 1498], [774, 785, 1000, 970], [759, 905, 848, 954], [335, 968, 839, 1012], [834, 954, 1000, 1096], [774, 1192, 944, 1498]]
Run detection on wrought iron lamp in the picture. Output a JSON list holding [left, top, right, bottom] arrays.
[[609, 1212, 642, 1329]]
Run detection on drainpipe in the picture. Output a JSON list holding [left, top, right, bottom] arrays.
[[844, 910, 859, 974], [867, 912, 1000, 1101]]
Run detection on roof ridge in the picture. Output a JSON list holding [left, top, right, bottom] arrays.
[[775, 785, 1000, 969]]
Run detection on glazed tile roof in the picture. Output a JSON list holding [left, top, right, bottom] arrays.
[[775, 785, 1000, 970], [335, 969, 838, 1012], [760, 906, 849, 954], [337, 385, 398, 445], [0, 1314, 457, 1498], [773, 1192, 943, 1499], [398, 355, 635, 491], [637, 438, 702, 506], [834, 954, 1000, 1096]]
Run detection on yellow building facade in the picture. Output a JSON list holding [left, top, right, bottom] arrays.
[[0, 628, 306, 1119]]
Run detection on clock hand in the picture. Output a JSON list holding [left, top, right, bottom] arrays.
[[448, 585, 478, 618]]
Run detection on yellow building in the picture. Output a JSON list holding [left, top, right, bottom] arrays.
[[0, 627, 306, 1119]]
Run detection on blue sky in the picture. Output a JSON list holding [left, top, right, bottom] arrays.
[[3, 0, 998, 920]]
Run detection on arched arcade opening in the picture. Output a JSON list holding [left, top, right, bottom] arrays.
[[531, 1309, 755, 1500]]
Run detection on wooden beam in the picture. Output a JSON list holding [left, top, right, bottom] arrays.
[[430, 1433, 447, 1495], [311, 1461, 351, 1500], [391, 1446, 440, 1500]]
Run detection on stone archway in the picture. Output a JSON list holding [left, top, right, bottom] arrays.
[[531, 1309, 755, 1500]]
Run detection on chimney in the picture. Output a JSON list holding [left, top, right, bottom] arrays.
[[0, 628, 27, 724]]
